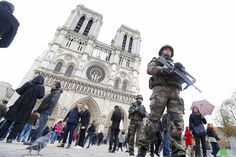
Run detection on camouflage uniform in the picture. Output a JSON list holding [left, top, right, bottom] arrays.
[[128, 97, 146, 156], [138, 46, 185, 157]]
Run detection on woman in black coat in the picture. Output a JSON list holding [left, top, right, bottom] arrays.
[[189, 106, 207, 157], [0, 75, 45, 142]]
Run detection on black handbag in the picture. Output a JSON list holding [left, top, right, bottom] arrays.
[[193, 124, 206, 136]]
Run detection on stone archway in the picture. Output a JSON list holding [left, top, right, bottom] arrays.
[[105, 106, 128, 136]]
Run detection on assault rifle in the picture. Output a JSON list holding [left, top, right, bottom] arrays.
[[156, 56, 202, 93], [132, 102, 149, 118]]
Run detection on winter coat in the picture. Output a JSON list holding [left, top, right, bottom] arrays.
[[81, 109, 91, 128], [184, 128, 193, 145], [111, 108, 123, 129], [64, 107, 82, 125], [54, 123, 63, 134], [5, 75, 45, 122], [26, 112, 38, 126], [189, 112, 207, 135], [118, 133, 125, 143], [0, 2, 20, 48], [87, 124, 96, 133], [36, 88, 63, 116]]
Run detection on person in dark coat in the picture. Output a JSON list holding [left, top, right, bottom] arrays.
[[108, 105, 123, 153], [75, 104, 91, 148], [31, 81, 63, 142], [0, 1, 20, 48], [189, 106, 207, 157], [57, 103, 83, 148], [0, 75, 45, 141]]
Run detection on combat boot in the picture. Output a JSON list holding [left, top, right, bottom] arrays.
[[137, 147, 147, 157]]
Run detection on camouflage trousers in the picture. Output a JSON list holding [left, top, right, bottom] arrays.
[[139, 86, 185, 156], [128, 122, 143, 154]]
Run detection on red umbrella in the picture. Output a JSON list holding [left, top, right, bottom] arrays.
[[191, 99, 215, 115]]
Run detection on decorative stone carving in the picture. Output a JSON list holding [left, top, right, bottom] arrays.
[[86, 65, 105, 83], [65, 55, 73, 61]]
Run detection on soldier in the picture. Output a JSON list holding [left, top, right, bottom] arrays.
[[128, 95, 147, 156], [137, 45, 186, 157]]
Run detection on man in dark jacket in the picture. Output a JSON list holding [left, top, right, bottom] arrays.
[[108, 105, 123, 153], [0, 75, 45, 141], [75, 104, 91, 148], [0, 1, 20, 48], [58, 103, 83, 148], [31, 81, 62, 142]]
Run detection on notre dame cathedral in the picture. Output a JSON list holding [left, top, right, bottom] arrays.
[[8, 5, 141, 134]]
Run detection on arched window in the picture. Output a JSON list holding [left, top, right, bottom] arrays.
[[114, 78, 120, 89], [83, 19, 93, 36], [74, 16, 85, 33], [122, 35, 127, 51], [64, 65, 74, 77], [122, 80, 128, 91], [53, 62, 63, 74], [128, 37, 133, 53]]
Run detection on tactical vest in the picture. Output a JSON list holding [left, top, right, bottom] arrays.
[[129, 105, 145, 123], [149, 57, 182, 90]]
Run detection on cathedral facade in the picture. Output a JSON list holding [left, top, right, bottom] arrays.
[[9, 5, 141, 134]]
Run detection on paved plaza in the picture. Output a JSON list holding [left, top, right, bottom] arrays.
[[0, 141, 139, 157]]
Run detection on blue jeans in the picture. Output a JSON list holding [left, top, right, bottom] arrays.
[[50, 131, 59, 144], [85, 132, 94, 148], [18, 123, 32, 142], [211, 142, 220, 157], [31, 113, 49, 142], [163, 131, 170, 156]]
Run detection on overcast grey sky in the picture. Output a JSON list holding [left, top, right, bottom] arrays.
[[1, 0, 236, 125]]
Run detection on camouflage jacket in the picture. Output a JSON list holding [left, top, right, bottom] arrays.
[[128, 101, 146, 122], [147, 56, 183, 90]]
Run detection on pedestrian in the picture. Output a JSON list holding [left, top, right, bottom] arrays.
[[97, 132, 104, 146], [206, 123, 220, 157], [0, 100, 8, 121], [127, 94, 146, 156], [0, 75, 45, 142], [0, 0, 20, 48], [108, 105, 123, 153], [17, 110, 38, 143], [75, 104, 91, 148], [50, 121, 63, 144], [57, 103, 83, 148], [137, 45, 186, 157], [184, 127, 193, 156], [117, 131, 126, 151], [84, 123, 96, 148], [162, 113, 171, 157], [31, 81, 63, 143], [189, 106, 207, 157]]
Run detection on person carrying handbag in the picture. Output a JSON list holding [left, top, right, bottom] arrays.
[[189, 106, 207, 157], [206, 123, 220, 157]]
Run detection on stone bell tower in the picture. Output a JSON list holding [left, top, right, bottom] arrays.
[[8, 5, 142, 134]]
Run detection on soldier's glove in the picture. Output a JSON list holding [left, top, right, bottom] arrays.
[[174, 62, 185, 70], [162, 68, 174, 76]]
